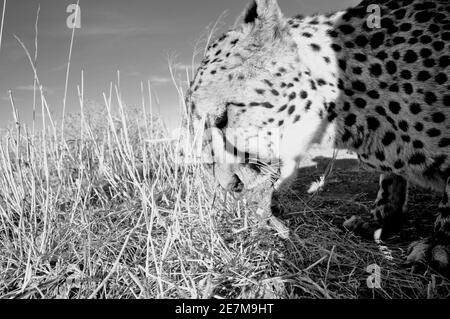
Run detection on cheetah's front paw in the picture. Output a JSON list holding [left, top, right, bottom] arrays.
[[343, 215, 381, 240], [407, 238, 450, 276]]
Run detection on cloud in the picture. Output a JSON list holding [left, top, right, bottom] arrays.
[[78, 26, 155, 37], [50, 14, 182, 39], [1, 94, 10, 102], [173, 63, 195, 72], [49, 63, 69, 73], [3, 45, 28, 62], [16, 85, 54, 94], [123, 72, 171, 84], [150, 75, 172, 85], [126, 71, 144, 77]]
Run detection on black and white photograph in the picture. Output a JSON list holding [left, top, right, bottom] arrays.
[[0, 0, 449, 303]]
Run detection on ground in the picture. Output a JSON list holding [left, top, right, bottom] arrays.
[[257, 151, 449, 298], [197, 144, 450, 299]]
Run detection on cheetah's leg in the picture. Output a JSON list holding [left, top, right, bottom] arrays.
[[407, 178, 450, 275], [344, 173, 408, 240], [274, 159, 298, 191]]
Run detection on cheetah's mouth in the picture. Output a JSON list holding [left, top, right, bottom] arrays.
[[212, 162, 275, 193], [204, 119, 278, 193]]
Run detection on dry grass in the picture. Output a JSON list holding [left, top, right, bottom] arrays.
[[1, 5, 449, 300], [1, 84, 449, 299]]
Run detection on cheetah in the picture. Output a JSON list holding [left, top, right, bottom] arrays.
[[186, 0, 450, 274]]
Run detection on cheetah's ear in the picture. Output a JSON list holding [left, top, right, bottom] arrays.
[[235, 0, 285, 31]]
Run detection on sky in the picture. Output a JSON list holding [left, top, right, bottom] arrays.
[[0, 0, 359, 131]]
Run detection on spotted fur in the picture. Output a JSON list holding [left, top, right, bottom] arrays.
[[187, 0, 450, 274]]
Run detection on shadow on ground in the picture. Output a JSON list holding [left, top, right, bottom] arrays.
[[268, 156, 446, 298], [279, 156, 438, 241]]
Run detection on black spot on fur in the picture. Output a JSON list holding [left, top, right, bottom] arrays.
[[352, 81, 366, 92], [375, 150, 385, 161], [415, 11, 432, 23], [354, 98, 367, 108], [386, 60, 397, 74], [423, 58, 435, 68], [369, 64, 383, 77], [439, 56, 450, 68], [420, 35, 433, 44], [389, 101, 401, 114], [264, 79, 274, 87], [355, 35, 368, 47], [328, 112, 338, 122], [425, 92, 437, 105], [415, 122, 424, 132], [353, 67, 362, 75], [409, 103, 421, 115], [339, 24, 355, 34], [427, 128, 441, 137], [376, 106, 387, 116], [371, 32, 385, 49], [354, 53, 367, 62], [345, 113, 357, 126], [261, 102, 275, 109], [367, 117, 380, 131], [288, 105, 296, 115], [305, 100, 312, 110], [402, 135, 411, 143], [327, 30, 338, 38], [404, 50, 418, 63], [393, 37, 406, 45], [300, 91, 308, 99], [432, 112, 446, 123], [394, 160, 405, 169], [345, 89, 355, 97], [367, 90, 380, 99], [400, 70, 412, 80], [278, 105, 288, 113], [443, 95, 450, 107], [310, 43, 321, 51], [403, 83, 413, 95], [420, 48, 432, 58], [398, 121, 409, 132], [382, 132, 396, 146], [435, 73, 447, 85], [376, 51, 388, 60], [439, 138, 450, 148], [331, 44, 342, 52], [409, 153, 426, 165], [417, 71, 431, 81], [413, 140, 424, 149], [400, 23, 412, 32], [433, 41, 445, 51]]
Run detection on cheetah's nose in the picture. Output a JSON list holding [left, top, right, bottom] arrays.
[[214, 164, 245, 193], [229, 174, 244, 193], [217, 173, 244, 193]]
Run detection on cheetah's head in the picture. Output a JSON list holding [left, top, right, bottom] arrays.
[[187, 0, 321, 191]]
